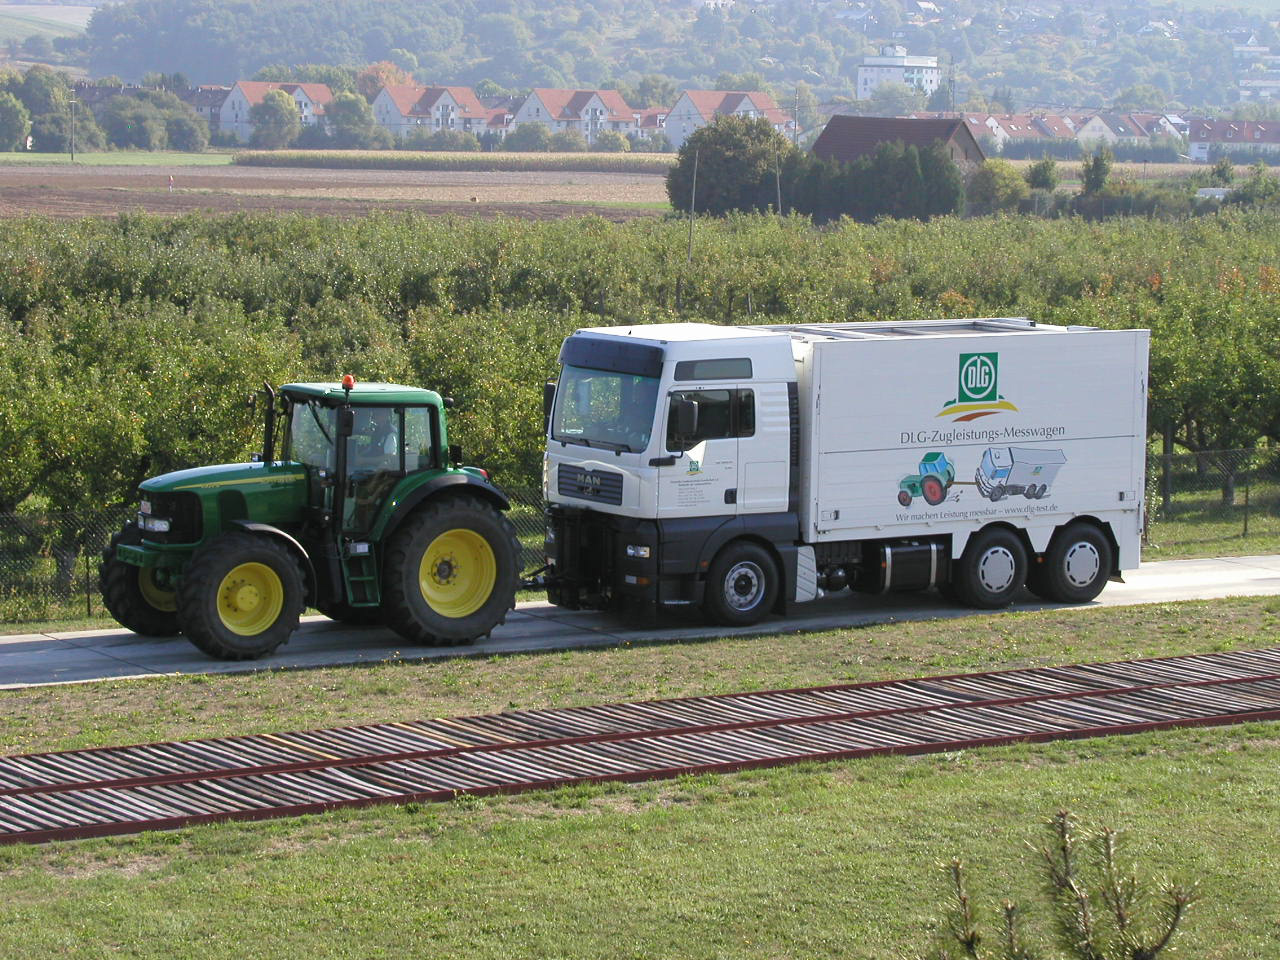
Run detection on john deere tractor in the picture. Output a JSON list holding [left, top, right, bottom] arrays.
[[99, 378, 520, 660]]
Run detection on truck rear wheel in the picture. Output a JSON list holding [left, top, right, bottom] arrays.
[[99, 524, 181, 636], [1028, 523, 1112, 603], [177, 532, 305, 660], [703, 541, 778, 627], [382, 496, 520, 646], [951, 527, 1026, 609]]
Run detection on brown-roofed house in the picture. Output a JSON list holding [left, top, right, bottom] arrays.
[[812, 116, 985, 168]]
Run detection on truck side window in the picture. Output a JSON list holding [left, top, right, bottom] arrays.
[[666, 389, 754, 452]]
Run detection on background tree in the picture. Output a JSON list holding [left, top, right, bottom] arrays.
[[667, 114, 796, 216], [549, 129, 588, 151], [1025, 153, 1059, 191], [503, 123, 552, 152], [0, 92, 30, 150], [967, 158, 1029, 212], [593, 130, 630, 152], [356, 61, 411, 102], [326, 90, 379, 148], [249, 89, 301, 149], [97, 96, 167, 149], [1081, 147, 1114, 195], [30, 109, 106, 152], [866, 81, 926, 116]]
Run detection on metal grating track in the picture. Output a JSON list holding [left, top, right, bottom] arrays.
[[3, 647, 1280, 844]]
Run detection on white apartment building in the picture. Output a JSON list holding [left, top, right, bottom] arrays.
[[856, 45, 941, 100]]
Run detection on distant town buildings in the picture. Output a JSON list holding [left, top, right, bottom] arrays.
[[664, 90, 793, 148], [855, 45, 941, 100]]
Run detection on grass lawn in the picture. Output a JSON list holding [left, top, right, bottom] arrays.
[[0, 152, 235, 166], [0, 597, 1278, 957]]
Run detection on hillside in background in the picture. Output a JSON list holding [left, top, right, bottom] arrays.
[[30, 0, 1280, 112]]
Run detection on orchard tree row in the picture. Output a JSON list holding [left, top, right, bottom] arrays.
[[1, 210, 1277, 517]]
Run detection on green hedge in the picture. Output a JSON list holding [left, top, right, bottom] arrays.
[[232, 150, 674, 174]]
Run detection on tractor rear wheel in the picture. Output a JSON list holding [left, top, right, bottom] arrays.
[[921, 475, 947, 506], [382, 496, 520, 646], [99, 524, 181, 636], [177, 532, 305, 660]]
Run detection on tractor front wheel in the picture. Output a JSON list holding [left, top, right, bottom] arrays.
[[99, 524, 181, 636], [177, 532, 305, 660], [382, 496, 520, 646]]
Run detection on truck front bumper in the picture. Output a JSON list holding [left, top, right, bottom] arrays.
[[544, 505, 666, 612]]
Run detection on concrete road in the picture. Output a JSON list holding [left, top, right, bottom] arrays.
[[3, 554, 1279, 690]]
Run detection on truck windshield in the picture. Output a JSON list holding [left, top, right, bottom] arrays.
[[286, 400, 336, 470], [552, 364, 659, 453]]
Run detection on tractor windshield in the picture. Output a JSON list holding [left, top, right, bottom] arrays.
[[286, 400, 337, 471], [551, 364, 660, 453]]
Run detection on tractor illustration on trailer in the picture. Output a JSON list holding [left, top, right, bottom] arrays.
[[897, 452, 955, 507], [975, 446, 1066, 502]]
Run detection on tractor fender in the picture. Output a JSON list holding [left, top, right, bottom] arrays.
[[378, 473, 512, 543], [228, 520, 318, 601]]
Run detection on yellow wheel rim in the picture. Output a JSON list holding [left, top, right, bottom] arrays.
[[137, 568, 177, 613], [418, 529, 497, 619], [216, 562, 285, 636]]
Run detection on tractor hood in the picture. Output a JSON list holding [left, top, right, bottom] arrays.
[[139, 462, 307, 495]]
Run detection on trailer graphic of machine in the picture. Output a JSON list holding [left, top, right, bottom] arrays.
[[897, 452, 955, 507], [975, 446, 1066, 501]]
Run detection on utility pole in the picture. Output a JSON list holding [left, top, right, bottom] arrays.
[[793, 86, 800, 144], [69, 97, 77, 163], [686, 149, 698, 263]]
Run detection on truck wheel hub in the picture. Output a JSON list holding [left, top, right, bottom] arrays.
[[724, 562, 763, 610], [1064, 542, 1100, 587], [977, 547, 1016, 593]]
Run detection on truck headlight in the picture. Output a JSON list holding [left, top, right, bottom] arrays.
[[625, 544, 651, 558], [138, 514, 171, 533]]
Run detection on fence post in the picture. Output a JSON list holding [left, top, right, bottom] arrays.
[[84, 530, 92, 618], [1161, 422, 1173, 515], [1243, 477, 1250, 538]]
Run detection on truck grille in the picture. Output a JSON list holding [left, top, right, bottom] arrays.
[[557, 465, 623, 505]]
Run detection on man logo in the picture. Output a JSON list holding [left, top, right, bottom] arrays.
[[937, 352, 1019, 421]]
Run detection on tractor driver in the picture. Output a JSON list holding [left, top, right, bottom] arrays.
[[347, 408, 400, 531]]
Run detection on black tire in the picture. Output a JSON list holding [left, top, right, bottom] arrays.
[[951, 527, 1027, 609], [921, 475, 947, 506], [382, 496, 520, 646], [990, 484, 1007, 503], [1027, 522, 1112, 603], [99, 524, 182, 636], [177, 532, 305, 660], [703, 540, 779, 627], [318, 601, 384, 627]]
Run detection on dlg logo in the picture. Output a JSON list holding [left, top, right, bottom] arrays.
[[937, 352, 1019, 421], [958, 353, 997, 403], [687, 458, 702, 475]]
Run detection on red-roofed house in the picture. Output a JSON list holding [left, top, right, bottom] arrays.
[[372, 85, 490, 139], [510, 89, 638, 144], [665, 90, 795, 149], [1188, 118, 1280, 161], [221, 81, 334, 142]]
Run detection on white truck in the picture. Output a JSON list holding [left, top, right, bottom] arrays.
[[542, 318, 1149, 624]]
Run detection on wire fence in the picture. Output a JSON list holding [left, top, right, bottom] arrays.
[[2, 452, 1278, 626]]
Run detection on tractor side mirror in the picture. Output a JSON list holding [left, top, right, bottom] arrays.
[[449, 443, 463, 466], [543, 380, 557, 434], [673, 397, 699, 440], [337, 408, 355, 438]]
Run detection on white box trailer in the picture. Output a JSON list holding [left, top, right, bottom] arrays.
[[543, 318, 1149, 625]]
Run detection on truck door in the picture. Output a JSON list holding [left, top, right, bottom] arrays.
[[656, 387, 742, 519], [735, 383, 790, 514]]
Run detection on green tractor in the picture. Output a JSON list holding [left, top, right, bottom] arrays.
[[897, 451, 955, 508], [99, 378, 520, 660]]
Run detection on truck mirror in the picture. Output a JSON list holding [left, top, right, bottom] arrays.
[[449, 443, 463, 466], [543, 380, 557, 433], [674, 397, 699, 439], [337, 408, 355, 438]]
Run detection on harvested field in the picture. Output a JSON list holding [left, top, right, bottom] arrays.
[[0, 163, 671, 219]]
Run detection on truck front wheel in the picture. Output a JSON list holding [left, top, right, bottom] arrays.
[[99, 524, 181, 636], [177, 532, 305, 660], [1027, 523, 1112, 603], [703, 541, 778, 627], [951, 527, 1026, 609], [382, 497, 520, 646]]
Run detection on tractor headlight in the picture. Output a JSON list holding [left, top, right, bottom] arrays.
[[138, 513, 171, 533], [625, 544, 651, 558]]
